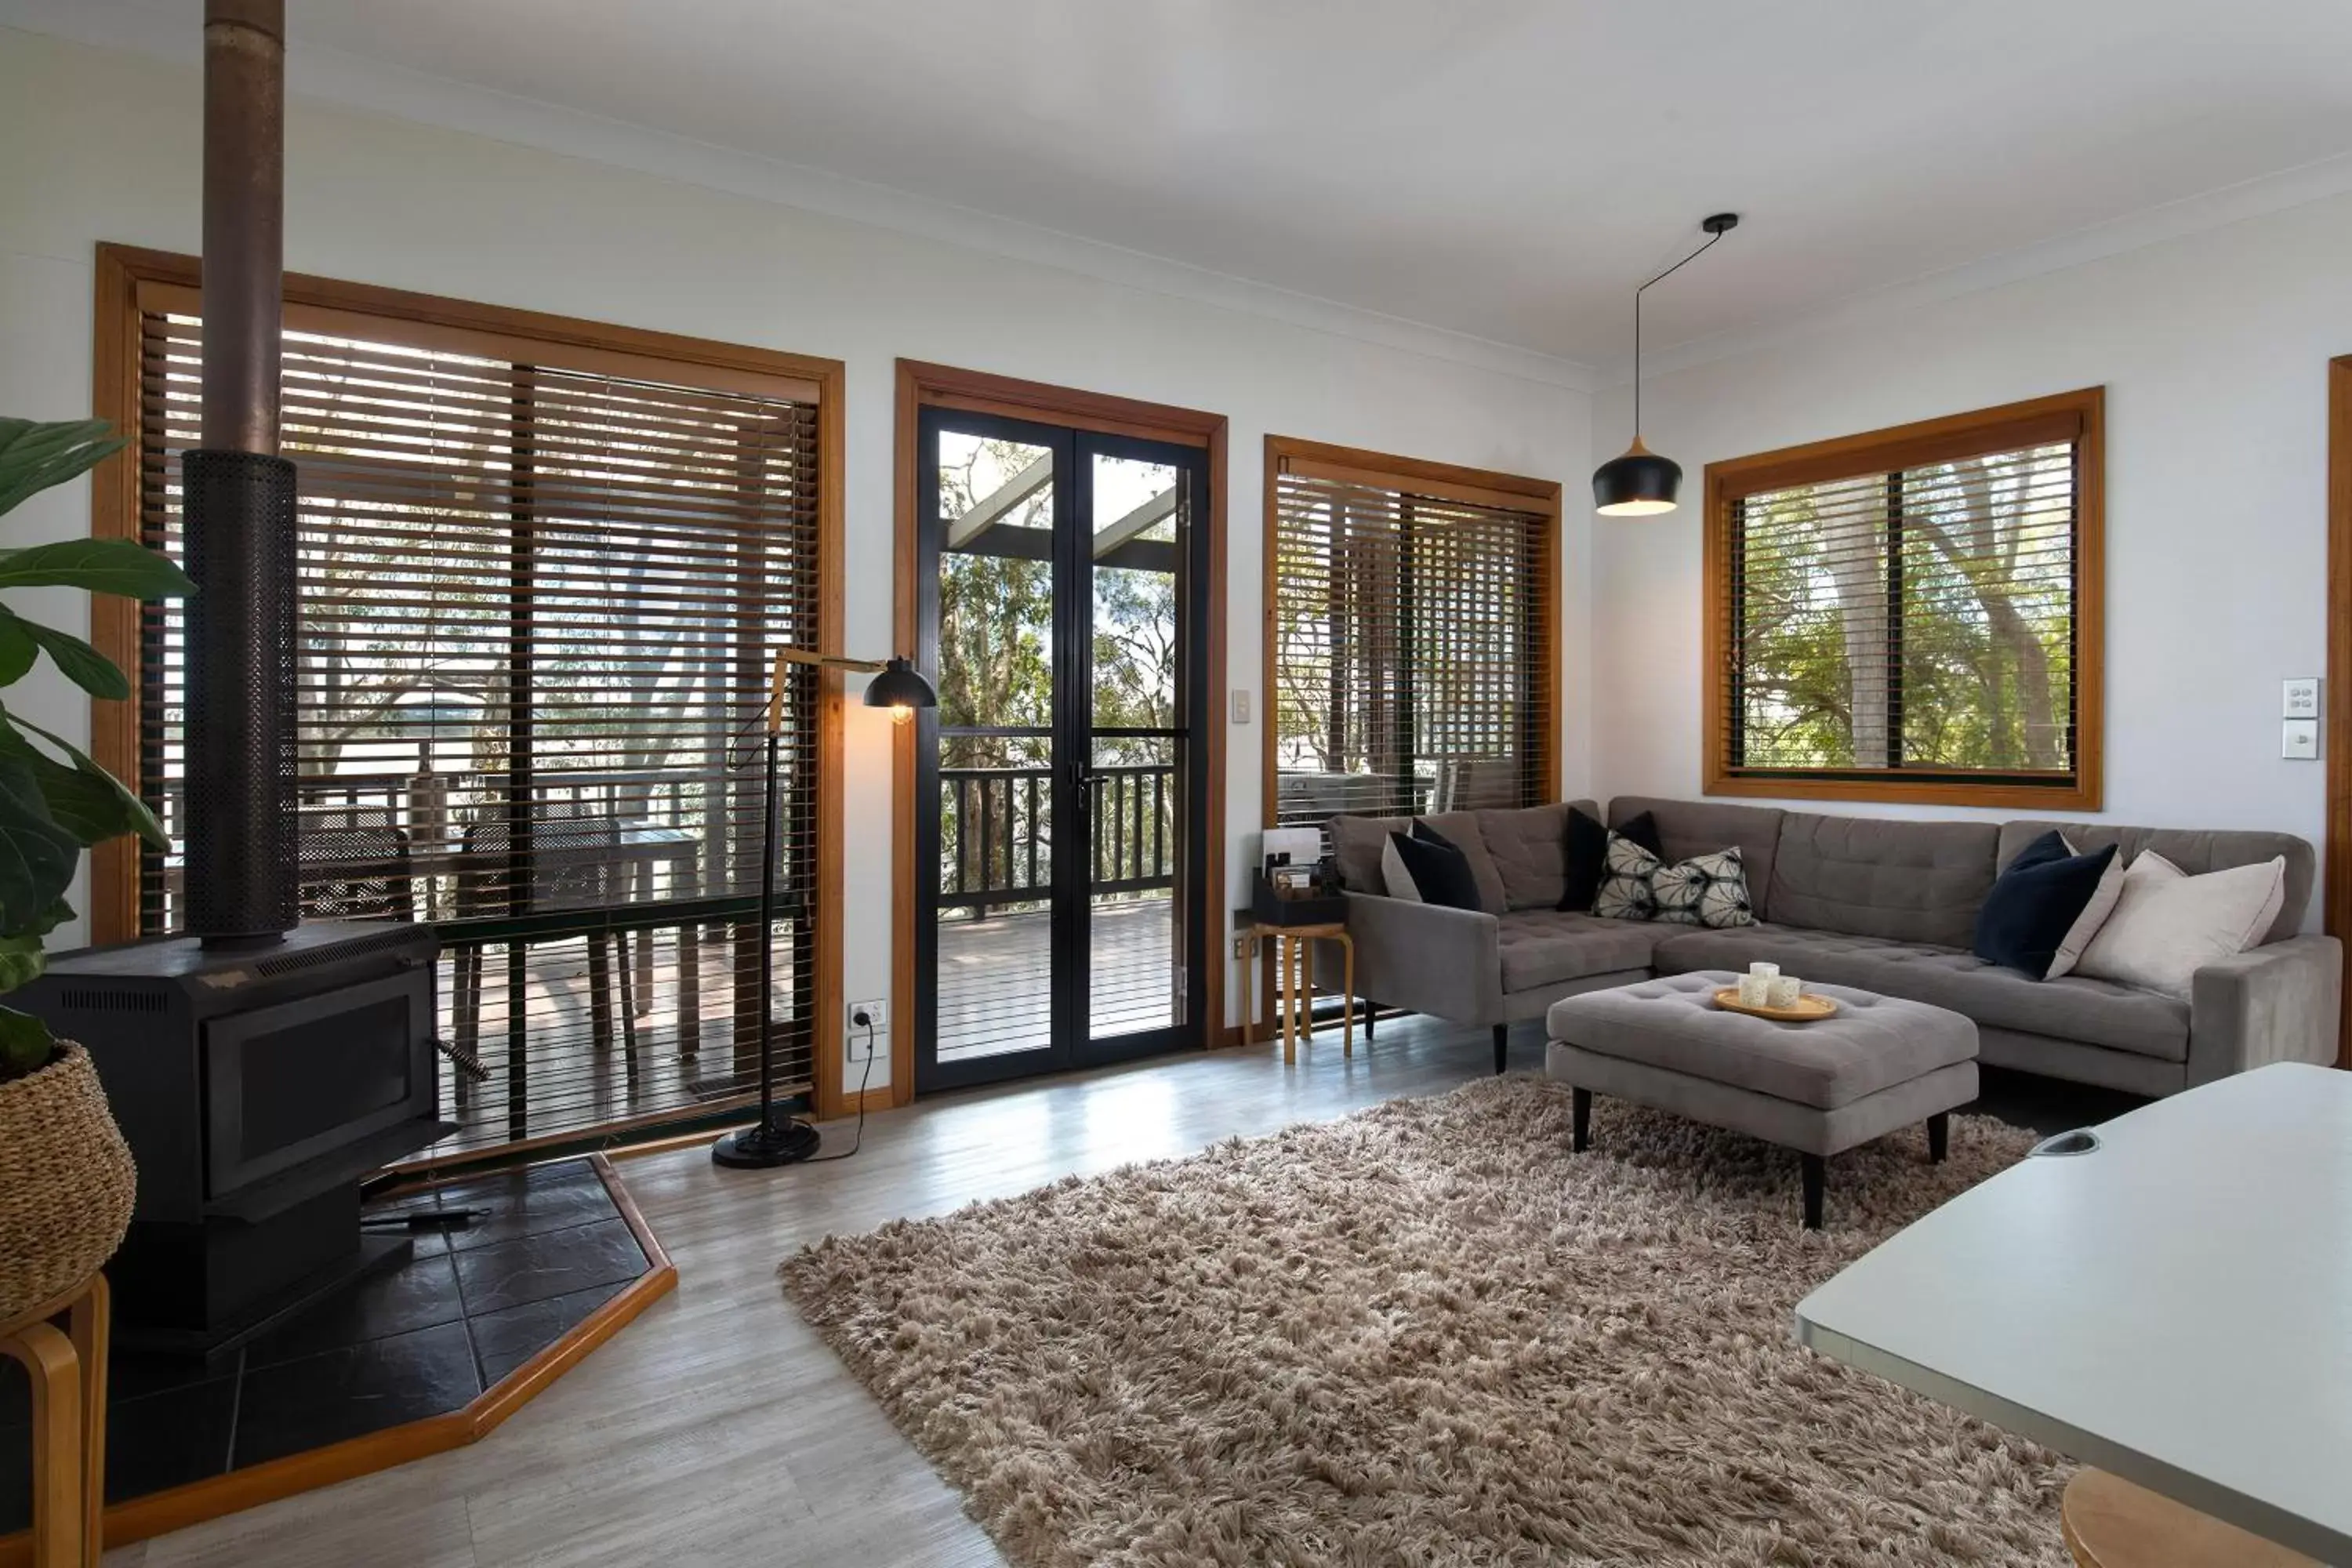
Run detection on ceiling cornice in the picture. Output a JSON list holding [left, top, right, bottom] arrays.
[[1602, 143, 2352, 389], [0, 1, 1601, 394]]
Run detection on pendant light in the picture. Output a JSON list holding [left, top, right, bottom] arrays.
[[1593, 212, 1739, 517]]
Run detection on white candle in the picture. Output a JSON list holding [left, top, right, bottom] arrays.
[[1768, 975, 1801, 1009], [1749, 961, 1780, 980], [1738, 974, 1771, 1007]]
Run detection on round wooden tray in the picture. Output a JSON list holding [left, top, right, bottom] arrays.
[[1711, 986, 1838, 1022]]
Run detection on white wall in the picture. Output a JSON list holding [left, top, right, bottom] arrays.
[[0, 29, 1593, 1091], [1592, 191, 2352, 924]]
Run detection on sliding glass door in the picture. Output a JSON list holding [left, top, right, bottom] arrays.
[[913, 407, 1210, 1092]]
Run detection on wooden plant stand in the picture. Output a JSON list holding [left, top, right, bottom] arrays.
[[0, 1273, 109, 1568]]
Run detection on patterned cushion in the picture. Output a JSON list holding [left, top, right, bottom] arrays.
[[1592, 834, 1756, 929]]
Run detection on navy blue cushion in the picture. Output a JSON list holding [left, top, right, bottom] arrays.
[[1392, 823, 1482, 912], [1561, 808, 1661, 912], [1973, 830, 2118, 979]]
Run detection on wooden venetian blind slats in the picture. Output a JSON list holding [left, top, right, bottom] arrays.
[[132, 307, 826, 1155], [1727, 437, 2080, 777], [1270, 465, 1550, 830]]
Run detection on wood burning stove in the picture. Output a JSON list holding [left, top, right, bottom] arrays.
[[15, 924, 451, 1352]]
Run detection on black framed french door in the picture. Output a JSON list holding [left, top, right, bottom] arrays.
[[913, 405, 1211, 1093]]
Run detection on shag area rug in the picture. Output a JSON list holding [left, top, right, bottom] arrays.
[[782, 1076, 2067, 1566]]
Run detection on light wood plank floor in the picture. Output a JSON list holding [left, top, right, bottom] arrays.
[[110, 1016, 2129, 1568]]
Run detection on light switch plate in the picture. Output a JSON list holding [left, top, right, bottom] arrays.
[[2283, 677, 2321, 718], [2282, 719, 2320, 760], [1231, 688, 1252, 724]]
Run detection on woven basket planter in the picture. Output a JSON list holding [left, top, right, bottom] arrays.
[[0, 1044, 135, 1323]]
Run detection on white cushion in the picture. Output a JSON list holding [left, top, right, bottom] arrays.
[[2074, 851, 2287, 1000], [2045, 833, 2126, 981], [1380, 836, 1423, 902]]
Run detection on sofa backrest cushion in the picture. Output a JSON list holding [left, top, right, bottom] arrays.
[[1475, 800, 1596, 911], [1768, 811, 2000, 948], [1328, 810, 1508, 913], [2000, 820, 2314, 944], [1329, 814, 1407, 895], [1608, 797, 1787, 920]]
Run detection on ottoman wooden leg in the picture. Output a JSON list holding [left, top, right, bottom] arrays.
[[1801, 1153, 1826, 1230], [1571, 1087, 1592, 1152], [1491, 1023, 1508, 1076], [1928, 1111, 1950, 1164]]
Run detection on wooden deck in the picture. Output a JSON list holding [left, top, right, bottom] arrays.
[[426, 930, 796, 1159], [418, 895, 1179, 1153], [937, 895, 1175, 1062]]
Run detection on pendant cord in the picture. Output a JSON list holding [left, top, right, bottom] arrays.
[[1630, 226, 1730, 436]]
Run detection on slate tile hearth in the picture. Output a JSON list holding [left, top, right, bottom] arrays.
[[0, 1156, 655, 1534]]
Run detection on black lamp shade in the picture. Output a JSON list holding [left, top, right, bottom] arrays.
[[1592, 441, 1682, 517], [862, 655, 937, 714]]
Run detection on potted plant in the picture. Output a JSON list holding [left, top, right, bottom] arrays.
[[0, 417, 194, 1321]]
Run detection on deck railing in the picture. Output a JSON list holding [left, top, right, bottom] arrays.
[[939, 763, 1175, 913]]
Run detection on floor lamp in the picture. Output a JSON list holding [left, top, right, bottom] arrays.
[[712, 648, 935, 1169]]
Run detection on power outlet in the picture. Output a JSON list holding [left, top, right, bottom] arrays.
[[846, 999, 888, 1057], [1232, 935, 1248, 959]]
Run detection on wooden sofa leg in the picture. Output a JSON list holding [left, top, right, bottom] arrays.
[[1571, 1087, 1591, 1152], [1363, 1004, 1374, 1041], [1492, 1023, 1508, 1076], [1801, 1154, 1826, 1230], [1928, 1111, 1950, 1164]]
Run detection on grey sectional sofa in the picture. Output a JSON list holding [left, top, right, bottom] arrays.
[[1322, 796, 2341, 1094]]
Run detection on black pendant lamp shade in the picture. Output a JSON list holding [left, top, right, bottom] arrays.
[[1592, 438, 1682, 517], [862, 655, 937, 723], [1593, 212, 1738, 518]]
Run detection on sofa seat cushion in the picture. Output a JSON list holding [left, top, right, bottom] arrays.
[[1495, 910, 1661, 993], [1650, 924, 2190, 1062], [1546, 971, 1978, 1110]]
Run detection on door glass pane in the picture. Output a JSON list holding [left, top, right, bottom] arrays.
[[935, 432, 1056, 1063], [1088, 454, 1185, 1038]]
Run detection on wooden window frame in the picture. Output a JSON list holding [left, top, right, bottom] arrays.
[[1702, 387, 2106, 811], [1260, 434, 1565, 838], [891, 360, 1230, 1089], [88, 243, 857, 1118]]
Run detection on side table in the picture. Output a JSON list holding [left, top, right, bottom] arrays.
[[0, 1271, 110, 1567], [1236, 914, 1354, 1063]]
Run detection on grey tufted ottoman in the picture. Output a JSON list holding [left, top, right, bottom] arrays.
[[1545, 970, 1979, 1228]]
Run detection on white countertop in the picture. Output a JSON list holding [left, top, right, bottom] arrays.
[[1795, 1062, 2352, 1565]]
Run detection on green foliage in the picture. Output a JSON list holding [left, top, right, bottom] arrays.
[[932, 437, 1183, 887], [0, 418, 193, 1079], [1737, 451, 2075, 776]]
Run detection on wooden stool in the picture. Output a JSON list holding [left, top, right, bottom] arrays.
[[0, 1272, 110, 1568], [2063, 1468, 2317, 1568], [1239, 920, 1354, 1064]]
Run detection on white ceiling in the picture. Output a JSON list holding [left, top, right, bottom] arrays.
[[15, 0, 2352, 376]]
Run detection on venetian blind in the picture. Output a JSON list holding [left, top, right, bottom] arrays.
[[1726, 434, 2081, 781], [1270, 460, 1552, 831], [133, 300, 822, 1153]]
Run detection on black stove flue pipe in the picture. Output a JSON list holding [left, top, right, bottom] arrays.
[[185, 0, 299, 945]]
